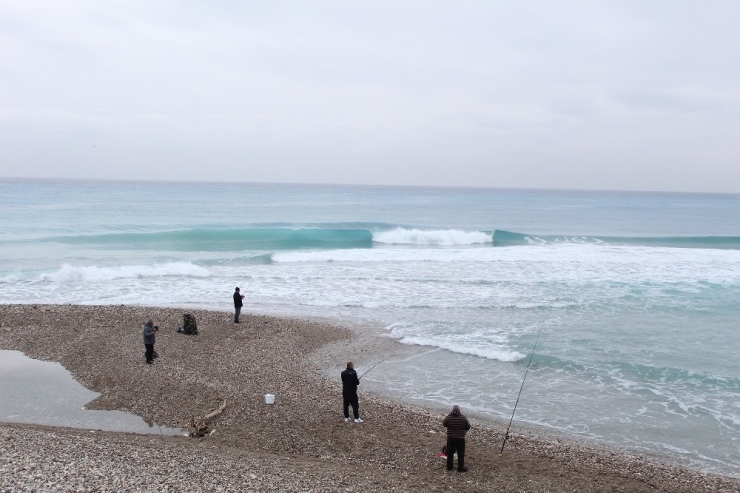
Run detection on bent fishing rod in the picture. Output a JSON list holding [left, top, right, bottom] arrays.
[[500, 327, 543, 456], [359, 358, 388, 380]]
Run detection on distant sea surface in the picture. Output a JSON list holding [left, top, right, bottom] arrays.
[[2, 178, 739, 476]]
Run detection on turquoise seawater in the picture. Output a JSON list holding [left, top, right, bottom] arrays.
[[1, 178, 739, 476]]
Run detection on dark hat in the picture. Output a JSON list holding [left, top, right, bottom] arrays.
[[235, 287, 240, 291]]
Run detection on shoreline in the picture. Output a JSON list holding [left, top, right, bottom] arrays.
[[1, 304, 738, 492], [308, 317, 740, 485], [260, 306, 740, 480]]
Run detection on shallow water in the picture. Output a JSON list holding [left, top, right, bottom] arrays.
[[0, 350, 182, 435]]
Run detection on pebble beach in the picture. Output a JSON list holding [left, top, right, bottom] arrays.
[[1, 304, 738, 492]]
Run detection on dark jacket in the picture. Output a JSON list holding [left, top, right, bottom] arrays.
[[341, 368, 360, 394], [443, 411, 471, 439], [233, 291, 243, 308]]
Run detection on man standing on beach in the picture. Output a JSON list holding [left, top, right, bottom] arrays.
[[143, 319, 158, 365], [233, 287, 244, 323], [443, 405, 471, 472], [341, 362, 363, 423]]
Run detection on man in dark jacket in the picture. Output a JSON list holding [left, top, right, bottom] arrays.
[[143, 319, 158, 364], [341, 361, 363, 423], [443, 405, 471, 472], [233, 287, 244, 323]]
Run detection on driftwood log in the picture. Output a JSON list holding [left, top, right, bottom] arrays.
[[188, 396, 227, 437]]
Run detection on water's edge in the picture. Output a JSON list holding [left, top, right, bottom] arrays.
[[3, 301, 735, 479]]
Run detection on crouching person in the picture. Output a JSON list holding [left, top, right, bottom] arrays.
[[443, 405, 471, 472]]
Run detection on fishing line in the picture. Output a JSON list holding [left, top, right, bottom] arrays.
[[500, 326, 543, 456], [158, 312, 174, 327], [359, 358, 388, 380]]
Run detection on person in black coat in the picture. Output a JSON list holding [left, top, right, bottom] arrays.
[[341, 361, 363, 423], [233, 287, 244, 323], [443, 405, 471, 472]]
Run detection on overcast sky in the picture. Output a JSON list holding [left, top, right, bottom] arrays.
[[2, 1, 739, 192]]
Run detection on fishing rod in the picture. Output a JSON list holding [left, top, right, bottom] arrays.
[[235, 280, 255, 299], [158, 312, 174, 328], [500, 327, 543, 456], [359, 358, 388, 380]]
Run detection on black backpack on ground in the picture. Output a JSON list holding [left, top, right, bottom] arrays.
[[181, 313, 198, 335]]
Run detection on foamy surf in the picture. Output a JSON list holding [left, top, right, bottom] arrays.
[[38, 262, 210, 282], [373, 228, 491, 245], [396, 335, 526, 362]]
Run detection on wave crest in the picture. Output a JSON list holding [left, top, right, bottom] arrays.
[[373, 228, 492, 246], [396, 335, 526, 362]]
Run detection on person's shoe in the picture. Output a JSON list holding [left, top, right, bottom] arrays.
[[146, 360, 153, 364], [354, 418, 364, 423], [344, 418, 350, 422], [446, 467, 453, 471], [234, 321, 240, 324], [458, 467, 468, 473]]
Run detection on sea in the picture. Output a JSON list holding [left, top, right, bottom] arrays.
[[1, 178, 739, 477]]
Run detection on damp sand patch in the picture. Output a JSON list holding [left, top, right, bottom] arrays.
[[0, 350, 181, 435]]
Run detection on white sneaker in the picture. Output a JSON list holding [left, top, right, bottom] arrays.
[[344, 418, 350, 422], [354, 418, 364, 423]]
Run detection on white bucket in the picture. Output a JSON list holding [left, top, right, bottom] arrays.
[[264, 394, 275, 405]]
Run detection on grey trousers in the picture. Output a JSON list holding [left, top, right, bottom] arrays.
[[234, 306, 241, 322]]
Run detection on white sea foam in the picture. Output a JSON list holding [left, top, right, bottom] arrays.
[[272, 247, 501, 263], [373, 228, 491, 245], [396, 335, 526, 362], [385, 323, 526, 362], [38, 262, 210, 282], [270, 243, 740, 285]]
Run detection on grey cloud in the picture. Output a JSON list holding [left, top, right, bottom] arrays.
[[1, 1, 740, 192]]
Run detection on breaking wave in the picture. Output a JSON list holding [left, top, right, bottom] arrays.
[[393, 334, 526, 362], [373, 228, 491, 245], [37, 226, 493, 251], [35, 227, 740, 252], [38, 262, 210, 282]]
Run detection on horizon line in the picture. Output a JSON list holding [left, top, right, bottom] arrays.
[[1, 175, 739, 197]]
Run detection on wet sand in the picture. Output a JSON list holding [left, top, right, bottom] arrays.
[[0, 304, 737, 492]]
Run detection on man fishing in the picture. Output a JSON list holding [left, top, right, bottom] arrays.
[[443, 405, 470, 472], [142, 319, 159, 365], [233, 287, 244, 324], [341, 361, 363, 423]]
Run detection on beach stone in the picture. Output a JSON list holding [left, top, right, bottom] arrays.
[[0, 304, 738, 493]]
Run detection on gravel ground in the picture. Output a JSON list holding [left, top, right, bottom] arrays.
[[0, 304, 738, 493]]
